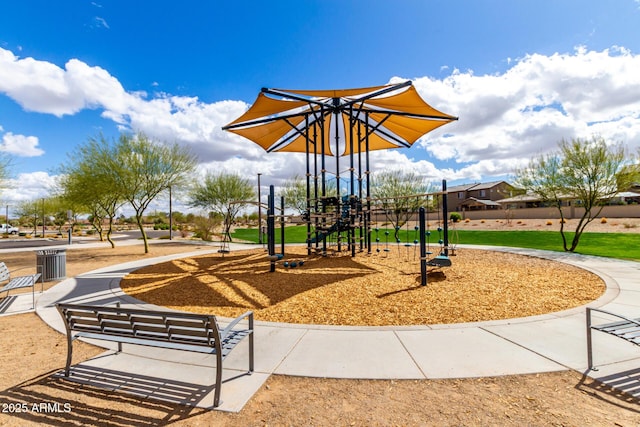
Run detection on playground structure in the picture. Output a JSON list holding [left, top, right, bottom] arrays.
[[223, 82, 457, 283], [263, 179, 456, 284]]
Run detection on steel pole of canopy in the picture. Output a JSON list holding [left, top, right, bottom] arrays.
[[365, 112, 372, 254], [333, 99, 341, 253], [364, 113, 371, 253], [313, 120, 319, 251], [320, 106, 327, 255], [442, 179, 449, 257], [419, 207, 427, 286], [358, 119, 364, 253], [305, 114, 311, 255], [348, 105, 355, 257], [268, 185, 276, 272], [280, 196, 285, 256]]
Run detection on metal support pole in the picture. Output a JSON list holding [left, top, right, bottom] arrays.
[[42, 198, 45, 238], [169, 186, 173, 240], [419, 207, 427, 286], [305, 114, 312, 255], [586, 308, 595, 370], [334, 104, 341, 253], [268, 185, 275, 272], [365, 113, 372, 254], [280, 196, 285, 256], [349, 106, 356, 257], [442, 179, 449, 257], [257, 173, 262, 245]]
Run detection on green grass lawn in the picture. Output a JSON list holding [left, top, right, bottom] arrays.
[[232, 225, 640, 261]]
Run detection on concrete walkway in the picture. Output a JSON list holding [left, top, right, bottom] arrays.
[[3, 241, 640, 411]]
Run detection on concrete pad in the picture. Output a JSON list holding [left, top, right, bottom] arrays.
[[594, 302, 640, 319], [243, 325, 307, 373], [604, 289, 640, 307], [274, 329, 425, 379], [484, 316, 585, 368], [396, 327, 564, 378], [483, 315, 640, 371], [119, 325, 307, 375], [586, 329, 640, 371], [57, 350, 269, 412], [0, 292, 39, 315]]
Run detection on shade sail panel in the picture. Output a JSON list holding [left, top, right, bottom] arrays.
[[222, 81, 457, 156], [364, 85, 456, 120], [225, 92, 309, 128], [276, 85, 391, 99]]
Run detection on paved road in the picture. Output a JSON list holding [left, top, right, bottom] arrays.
[[0, 229, 173, 250]]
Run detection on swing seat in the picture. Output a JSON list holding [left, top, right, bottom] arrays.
[[428, 255, 451, 267]]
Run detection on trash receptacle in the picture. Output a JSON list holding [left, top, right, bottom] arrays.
[[36, 249, 67, 281]]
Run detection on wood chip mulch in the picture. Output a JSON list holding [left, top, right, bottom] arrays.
[[119, 247, 604, 326]]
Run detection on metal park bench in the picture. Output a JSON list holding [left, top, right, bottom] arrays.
[[586, 307, 640, 370], [56, 303, 254, 408], [0, 262, 43, 309]]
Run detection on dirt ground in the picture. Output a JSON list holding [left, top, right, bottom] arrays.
[[0, 231, 639, 426]]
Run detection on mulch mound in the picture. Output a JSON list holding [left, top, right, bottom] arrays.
[[120, 247, 604, 326]]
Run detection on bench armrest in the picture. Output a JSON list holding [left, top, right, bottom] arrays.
[[220, 310, 254, 338]]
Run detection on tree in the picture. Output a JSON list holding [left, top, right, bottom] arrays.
[[59, 132, 196, 252], [191, 212, 222, 241], [371, 170, 431, 241], [189, 172, 255, 243], [0, 153, 11, 190], [110, 133, 197, 253], [14, 200, 40, 235], [59, 134, 125, 247], [280, 175, 308, 215], [515, 136, 637, 252]]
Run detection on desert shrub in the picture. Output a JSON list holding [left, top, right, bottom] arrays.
[[449, 212, 462, 222]]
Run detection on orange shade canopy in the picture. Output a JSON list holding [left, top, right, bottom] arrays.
[[223, 81, 457, 156]]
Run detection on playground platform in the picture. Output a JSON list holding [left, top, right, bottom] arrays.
[[2, 242, 640, 412]]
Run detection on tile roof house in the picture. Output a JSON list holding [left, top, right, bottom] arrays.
[[446, 181, 520, 212]]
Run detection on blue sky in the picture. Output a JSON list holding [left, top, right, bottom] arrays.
[[1, 1, 639, 215]]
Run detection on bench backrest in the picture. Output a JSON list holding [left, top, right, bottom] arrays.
[[56, 303, 221, 348], [0, 262, 9, 283]]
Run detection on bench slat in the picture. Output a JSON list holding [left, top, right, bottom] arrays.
[[69, 319, 102, 328], [74, 332, 219, 354], [595, 319, 640, 331]]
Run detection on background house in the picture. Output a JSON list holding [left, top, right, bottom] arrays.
[[446, 181, 520, 212]]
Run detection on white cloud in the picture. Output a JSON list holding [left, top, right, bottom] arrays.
[[405, 45, 640, 180], [0, 132, 45, 157], [0, 45, 639, 193], [93, 16, 109, 29], [2, 171, 58, 204]]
